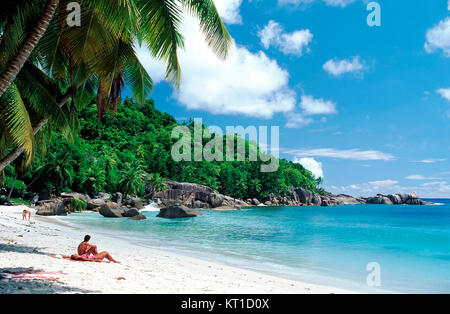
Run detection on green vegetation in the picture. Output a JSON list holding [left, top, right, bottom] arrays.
[[0, 1, 323, 201], [2, 98, 323, 200], [67, 198, 87, 212], [0, 0, 231, 173]]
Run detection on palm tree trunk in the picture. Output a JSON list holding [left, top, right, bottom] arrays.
[[0, 91, 71, 172], [0, 0, 60, 98], [96, 81, 108, 121], [7, 173, 17, 201]]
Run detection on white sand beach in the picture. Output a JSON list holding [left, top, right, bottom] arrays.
[[0, 205, 354, 294]]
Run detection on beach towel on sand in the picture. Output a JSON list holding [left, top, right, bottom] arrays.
[[0, 270, 63, 282], [48, 254, 107, 262]]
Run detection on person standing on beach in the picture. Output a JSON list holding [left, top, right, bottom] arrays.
[[22, 209, 31, 221], [77, 235, 98, 257]]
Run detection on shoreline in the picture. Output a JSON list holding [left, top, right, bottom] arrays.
[[0, 205, 356, 294]]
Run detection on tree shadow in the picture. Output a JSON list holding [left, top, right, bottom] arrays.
[[0, 243, 57, 256], [0, 267, 99, 294]]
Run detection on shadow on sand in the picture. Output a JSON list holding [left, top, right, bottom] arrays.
[[0, 266, 99, 294], [0, 243, 57, 256], [1, 244, 100, 294]]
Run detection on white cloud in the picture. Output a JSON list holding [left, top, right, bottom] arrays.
[[425, 17, 450, 57], [135, 46, 167, 83], [323, 57, 364, 77], [448, 0, 450, 11], [285, 113, 313, 128], [279, 0, 356, 8], [369, 180, 399, 187], [285, 95, 337, 128], [421, 181, 447, 187], [138, 10, 297, 118], [294, 157, 324, 178], [406, 175, 440, 180], [258, 20, 313, 56], [415, 158, 447, 163], [300, 95, 337, 115], [437, 88, 450, 102], [406, 175, 426, 180], [283, 148, 395, 161], [213, 0, 243, 24]]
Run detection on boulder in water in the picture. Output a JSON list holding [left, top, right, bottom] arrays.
[[123, 207, 140, 218], [387, 194, 402, 205], [157, 205, 203, 219], [128, 214, 147, 221], [99, 203, 124, 218], [366, 195, 393, 205]]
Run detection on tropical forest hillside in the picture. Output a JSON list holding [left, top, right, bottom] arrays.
[[1, 98, 323, 201]]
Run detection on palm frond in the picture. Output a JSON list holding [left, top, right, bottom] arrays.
[[123, 52, 153, 105], [59, 4, 116, 68], [85, 0, 140, 42], [16, 61, 69, 130], [138, 0, 184, 87], [181, 0, 232, 59], [0, 84, 34, 164]]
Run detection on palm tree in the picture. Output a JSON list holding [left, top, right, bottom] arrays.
[[0, 0, 60, 97], [118, 160, 145, 198], [0, 0, 231, 173]]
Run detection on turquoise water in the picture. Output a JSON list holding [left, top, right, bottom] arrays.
[[60, 199, 450, 293]]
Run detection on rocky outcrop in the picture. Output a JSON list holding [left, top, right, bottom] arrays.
[[252, 198, 260, 206], [99, 202, 124, 218], [150, 180, 246, 209], [60, 192, 91, 203], [129, 214, 147, 220], [157, 205, 203, 219], [311, 194, 322, 205], [123, 208, 140, 218], [35, 199, 70, 216], [111, 192, 123, 205], [320, 196, 344, 207], [93, 193, 111, 201], [388, 194, 402, 204], [124, 197, 144, 210], [87, 199, 106, 210], [365, 193, 425, 206], [295, 188, 313, 205], [366, 195, 394, 205]]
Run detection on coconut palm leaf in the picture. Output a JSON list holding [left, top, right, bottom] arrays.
[[86, 0, 140, 42], [58, 3, 115, 68], [138, 0, 184, 86], [0, 84, 33, 164], [181, 0, 231, 59], [0, 0, 60, 98], [16, 62, 69, 130], [123, 53, 153, 105]]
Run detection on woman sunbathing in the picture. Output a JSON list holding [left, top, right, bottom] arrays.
[[70, 251, 120, 263]]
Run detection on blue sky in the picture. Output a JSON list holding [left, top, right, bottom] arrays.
[[135, 0, 450, 198]]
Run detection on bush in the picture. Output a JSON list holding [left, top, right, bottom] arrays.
[[3, 177, 27, 198], [68, 198, 87, 212]]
